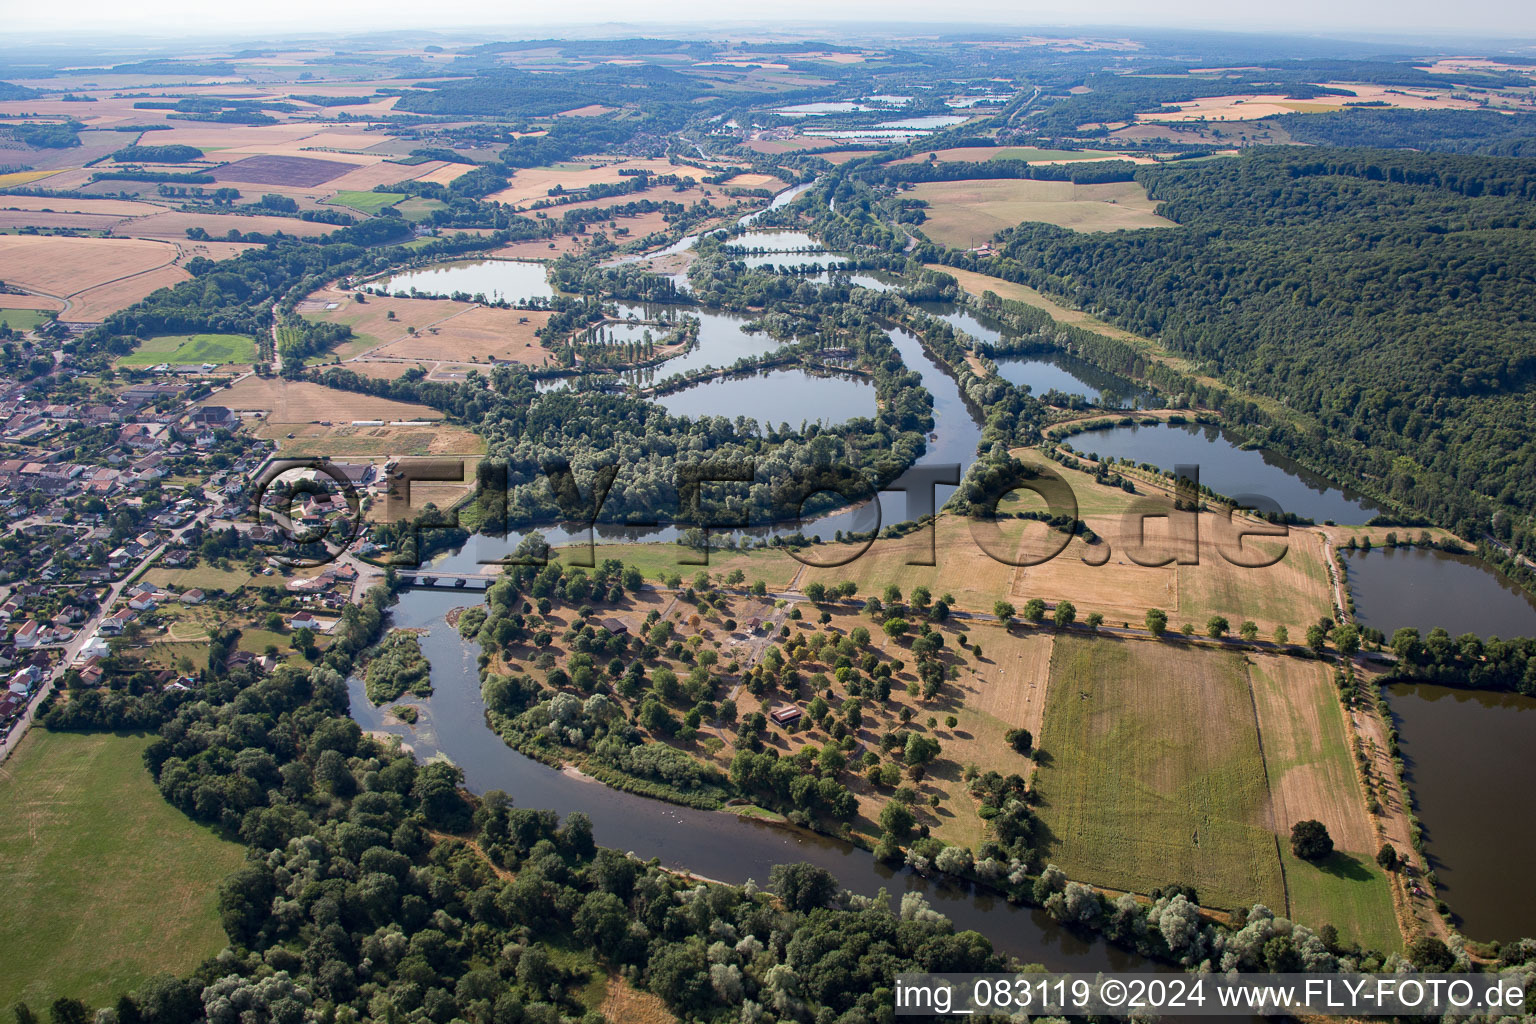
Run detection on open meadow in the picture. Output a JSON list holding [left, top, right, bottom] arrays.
[[115, 332, 257, 367], [0, 731, 245, 1011], [910, 179, 1176, 246], [1249, 658, 1400, 949], [1032, 635, 1287, 911]]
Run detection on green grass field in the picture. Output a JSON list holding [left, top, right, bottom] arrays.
[[0, 731, 245, 1010], [331, 190, 407, 214], [0, 308, 53, 332], [1032, 635, 1288, 910], [555, 542, 801, 589], [115, 333, 257, 367], [397, 197, 448, 222], [1282, 847, 1400, 952]]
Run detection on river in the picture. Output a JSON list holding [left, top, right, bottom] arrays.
[[350, 585, 1151, 969]]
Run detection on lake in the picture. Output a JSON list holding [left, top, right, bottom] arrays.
[[1386, 682, 1536, 943], [1344, 546, 1536, 638], [1068, 421, 1383, 524], [378, 259, 554, 303], [917, 301, 1151, 407], [654, 368, 876, 428], [615, 304, 786, 377], [728, 230, 823, 251]]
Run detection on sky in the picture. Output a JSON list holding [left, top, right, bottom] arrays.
[[2, 0, 1534, 39]]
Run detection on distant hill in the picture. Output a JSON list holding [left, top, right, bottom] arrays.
[[0, 81, 39, 101]]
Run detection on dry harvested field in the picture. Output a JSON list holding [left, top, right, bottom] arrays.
[[320, 162, 430, 194], [911, 179, 1175, 245], [1034, 635, 1287, 911], [122, 122, 330, 152], [813, 149, 882, 164], [301, 288, 475, 350], [486, 158, 690, 207], [1248, 657, 1374, 855], [798, 454, 1330, 637], [211, 155, 356, 187], [116, 211, 344, 240], [208, 376, 443, 423], [411, 162, 478, 186], [366, 305, 555, 364], [721, 172, 785, 188], [0, 235, 179, 297], [182, 240, 264, 261], [0, 212, 125, 231], [0, 294, 63, 311], [526, 183, 716, 216], [492, 235, 589, 259], [68, 265, 191, 322], [265, 423, 485, 463], [895, 146, 1150, 165], [1131, 95, 1337, 122], [0, 195, 167, 217], [557, 104, 620, 117], [955, 628, 1055, 747], [797, 514, 1016, 613]]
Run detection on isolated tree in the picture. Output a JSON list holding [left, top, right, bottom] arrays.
[[1240, 620, 1259, 642], [1145, 608, 1167, 637], [1333, 624, 1360, 658], [1274, 624, 1289, 644], [1290, 819, 1333, 861], [1053, 601, 1077, 628], [1376, 842, 1399, 872], [804, 581, 826, 604], [993, 601, 1016, 626], [1022, 598, 1046, 623], [1206, 615, 1229, 639], [1005, 727, 1032, 754], [1084, 611, 1103, 632], [879, 800, 916, 839], [1305, 625, 1328, 656]]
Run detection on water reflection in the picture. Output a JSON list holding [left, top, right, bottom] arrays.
[[1345, 546, 1536, 638], [1386, 683, 1536, 943], [1069, 421, 1381, 524]]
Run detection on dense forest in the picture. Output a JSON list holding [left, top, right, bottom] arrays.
[[1271, 108, 1536, 156], [983, 147, 1536, 554]]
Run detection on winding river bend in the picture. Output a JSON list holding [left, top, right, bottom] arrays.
[[351, 586, 1151, 970]]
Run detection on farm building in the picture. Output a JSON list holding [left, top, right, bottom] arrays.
[[769, 706, 802, 726]]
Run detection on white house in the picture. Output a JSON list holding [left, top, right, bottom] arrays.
[[12, 620, 39, 649]]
